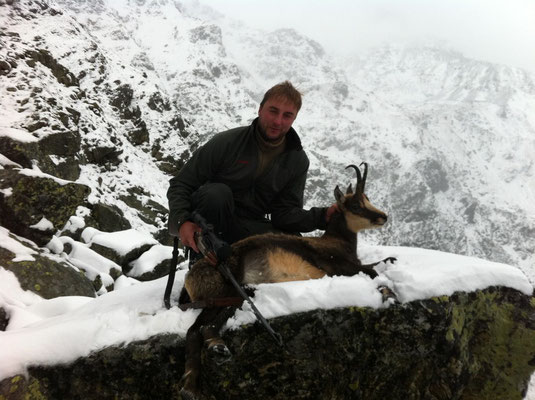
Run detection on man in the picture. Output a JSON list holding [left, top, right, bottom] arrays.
[[167, 81, 335, 260]]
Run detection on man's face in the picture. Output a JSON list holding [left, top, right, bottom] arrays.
[[258, 97, 298, 142]]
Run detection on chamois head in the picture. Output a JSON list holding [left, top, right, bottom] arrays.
[[334, 162, 387, 233]]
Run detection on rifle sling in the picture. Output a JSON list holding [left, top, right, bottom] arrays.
[[163, 236, 180, 309]]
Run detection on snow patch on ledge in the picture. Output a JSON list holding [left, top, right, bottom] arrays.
[[367, 245, 534, 303], [0, 227, 37, 262], [29, 217, 54, 232], [18, 166, 74, 186], [0, 126, 38, 143], [81, 228, 159, 256]]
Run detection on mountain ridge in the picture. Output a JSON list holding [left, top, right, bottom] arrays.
[[1, 0, 533, 279]]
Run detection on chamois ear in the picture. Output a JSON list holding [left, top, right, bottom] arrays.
[[334, 185, 346, 204], [346, 183, 353, 194]]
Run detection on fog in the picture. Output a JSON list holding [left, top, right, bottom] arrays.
[[205, 0, 535, 74]]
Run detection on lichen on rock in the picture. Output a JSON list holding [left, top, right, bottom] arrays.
[[0, 245, 95, 299], [0, 169, 90, 245]]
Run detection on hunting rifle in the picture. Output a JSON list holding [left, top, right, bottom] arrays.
[[163, 212, 283, 346]]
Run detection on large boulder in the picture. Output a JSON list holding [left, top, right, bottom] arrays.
[[0, 126, 82, 181], [82, 228, 158, 272], [24, 49, 79, 87], [0, 169, 90, 245], [90, 203, 132, 233], [127, 244, 184, 281], [119, 186, 168, 227], [0, 246, 95, 300], [1, 335, 185, 399], [110, 84, 150, 146], [1, 287, 534, 399], [34, 131, 82, 181]]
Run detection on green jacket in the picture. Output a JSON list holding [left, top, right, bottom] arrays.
[[167, 118, 327, 236]]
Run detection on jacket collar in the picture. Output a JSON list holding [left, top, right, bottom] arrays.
[[251, 117, 303, 151]]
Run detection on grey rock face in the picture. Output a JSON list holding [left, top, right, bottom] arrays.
[[2, 287, 534, 400]]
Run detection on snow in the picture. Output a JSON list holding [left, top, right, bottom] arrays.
[[377, 246, 533, 303], [18, 166, 74, 186], [0, 227, 37, 262], [29, 217, 54, 232], [58, 235, 121, 288], [60, 212, 87, 235], [0, 126, 38, 143], [128, 244, 173, 278], [81, 228, 159, 256], [0, 243, 532, 381]]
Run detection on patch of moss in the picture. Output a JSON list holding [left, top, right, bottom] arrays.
[[26, 377, 47, 400], [0, 169, 90, 245], [0, 245, 95, 299], [0, 375, 48, 400]]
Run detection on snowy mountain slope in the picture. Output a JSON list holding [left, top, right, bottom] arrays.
[[185, 4, 535, 275], [1, 0, 534, 278], [1, 1, 535, 397], [341, 45, 535, 271], [1, 0, 194, 240]]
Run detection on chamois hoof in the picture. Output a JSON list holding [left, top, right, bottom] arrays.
[[180, 388, 197, 400], [208, 343, 232, 365], [378, 285, 399, 304]]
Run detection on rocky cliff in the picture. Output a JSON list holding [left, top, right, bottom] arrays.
[[2, 287, 535, 400]]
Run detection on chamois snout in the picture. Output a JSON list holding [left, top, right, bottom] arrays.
[[373, 213, 387, 226]]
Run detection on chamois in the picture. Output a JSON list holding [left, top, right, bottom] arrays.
[[179, 163, 395, 400]]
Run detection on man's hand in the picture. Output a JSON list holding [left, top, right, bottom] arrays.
[[325, 203, 340, 223], [179, 221, 201, 253]]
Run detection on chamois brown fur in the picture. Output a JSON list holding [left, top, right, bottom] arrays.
[[179, 163, 394, 400]]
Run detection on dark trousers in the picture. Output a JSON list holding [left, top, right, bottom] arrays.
[[191, 183, 279, 245]]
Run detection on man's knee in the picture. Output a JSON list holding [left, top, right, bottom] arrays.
[[192, 183, 234, 211]]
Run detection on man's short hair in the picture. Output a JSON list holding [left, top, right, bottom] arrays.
[[260, 81, 302, 112]]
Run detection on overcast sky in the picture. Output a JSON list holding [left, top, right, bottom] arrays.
[[206, 0, 535, 74]]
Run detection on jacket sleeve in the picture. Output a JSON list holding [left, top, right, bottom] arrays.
[[167, 136, 226, 236], [270, 157, 328, 233]]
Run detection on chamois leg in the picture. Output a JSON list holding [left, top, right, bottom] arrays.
[[182, 305, 239, 399], [201, 305, 241, 365], [361, 257, 397, 269], [360, 258, 398, 302], [181, 310, 207, 400], [179, 285, 191, 305], [378, 285, 399, 303], [358, 267, 379, 279]]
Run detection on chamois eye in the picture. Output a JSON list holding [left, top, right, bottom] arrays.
[[347, 200, 362, 212]]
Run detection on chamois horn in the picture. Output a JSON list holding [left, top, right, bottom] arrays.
[[345, 162, 368, 192], [360, 162, 368, 189]]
